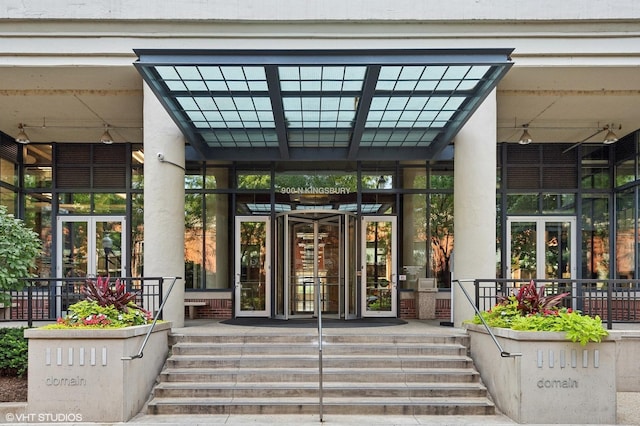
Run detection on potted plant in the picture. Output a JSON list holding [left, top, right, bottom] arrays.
[[24, 276, 170, 423], [465, 281, 614, 424]]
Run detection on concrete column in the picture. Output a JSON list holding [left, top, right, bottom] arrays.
[[143, 83, 185, 328], [452, 90, 497, 327]]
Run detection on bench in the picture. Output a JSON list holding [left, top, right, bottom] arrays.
[[184, 301, 207, 319]]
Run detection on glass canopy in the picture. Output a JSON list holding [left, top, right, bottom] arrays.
[[135, 49, 513, 161]]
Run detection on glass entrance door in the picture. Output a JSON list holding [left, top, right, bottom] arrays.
[[506, 217, 576, 280], [276, 210, 356, 319], [362, 216, 397, 317], [56, 216, 126, 279], [235, 216, 270, 317]]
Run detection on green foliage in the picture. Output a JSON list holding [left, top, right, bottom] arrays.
[[472, 287, 608, 346], [0, 328, 28, 377], [44, 276, 152, 329], [47, 300, 151, 328], [0, 206, 42, 303], [509, 311, 609, 346]]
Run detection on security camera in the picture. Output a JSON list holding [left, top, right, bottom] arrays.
[[156, 153, 165, 161]]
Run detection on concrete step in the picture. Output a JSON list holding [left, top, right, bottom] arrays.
[[165, 353, 474, 369], [147, 396, 496, 416], [149, 330, 494, 417], [158, 366, 482, 383], [170, 333, 469, 345], [152, 381, 489, 398], [171, 341, 468, 356]]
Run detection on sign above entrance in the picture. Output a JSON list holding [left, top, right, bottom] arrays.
[[279, 186, 350, 195], [135, 48, 513, 162]]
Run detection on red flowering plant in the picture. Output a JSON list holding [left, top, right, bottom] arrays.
[[471, 280, 608, 345], [49, 276, 152, 329]]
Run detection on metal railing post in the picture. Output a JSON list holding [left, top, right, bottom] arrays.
[[316, 276, 324, 422], [27, 285, 33, 328]]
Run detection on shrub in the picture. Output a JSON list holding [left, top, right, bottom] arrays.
[[0, 328, 28, 377], [472, 281, 608, 345], [0, 206, 42, 304]]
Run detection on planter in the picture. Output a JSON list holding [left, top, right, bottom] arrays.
[[24, 322, 171, 423], [465, 323, 616, 424]]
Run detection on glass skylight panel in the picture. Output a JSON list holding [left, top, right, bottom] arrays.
[[283, 96, 356, 130], [177, 97, 198, 110], [278, 66, 365, 93], [176, 66, 200, 80], [156, 66, 180, 80]]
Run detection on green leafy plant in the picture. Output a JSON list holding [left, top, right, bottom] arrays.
[[45, 276, 152, 329], [472, 281, 608, 345], [0, 206, 42, 304], [0, 328, 28, 377]]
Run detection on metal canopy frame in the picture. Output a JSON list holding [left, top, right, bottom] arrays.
[[134, 49, 513, 162]]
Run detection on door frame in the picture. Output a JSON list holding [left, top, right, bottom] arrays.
[[275, 210, 356, 320], [506, 216, 577, 280], [234, 215, 271, 317], [361, 215, 398, 318], [56, 215, 127, 278]]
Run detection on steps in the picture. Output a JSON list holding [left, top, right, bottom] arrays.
[[146, 331, 495, 416]]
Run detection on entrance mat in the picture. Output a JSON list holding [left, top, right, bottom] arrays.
[[220, 318, 407, 328]]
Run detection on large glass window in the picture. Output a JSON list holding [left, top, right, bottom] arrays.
[[184, 193, 204, 289], [616, 159, 635, 187], [131, 193, 144, 278], [25, 194, 52, 277], [204, 194, 229, 289], [582, 195, 610, 280], [1, 156, 16, 186], [184, 191, 231, 290], [615, 189, 635, 279], [401, 194, 426, 290], [429, 193, 454, 288]]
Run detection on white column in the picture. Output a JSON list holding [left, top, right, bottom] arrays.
[[452, 90, 497, 327], [143, 83, 185, 328]]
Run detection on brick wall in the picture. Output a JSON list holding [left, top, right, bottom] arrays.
[[435, 298, 451, 319], [399, 298, 416, 319], [184, 298, 232, 319]]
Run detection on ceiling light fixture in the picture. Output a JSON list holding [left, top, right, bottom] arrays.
[[603, 124, 619, 145], [100, 125, 114, 145], [518, 124, 532, 145], [15, 123, 30, 144]]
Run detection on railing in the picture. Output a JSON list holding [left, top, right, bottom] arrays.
[[0, 276, 166, 327], [122, 276, 180, 361], [474, 278, 640, 330], [454, 279, 521, 358]]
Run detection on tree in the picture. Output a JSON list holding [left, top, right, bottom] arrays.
[[0, 206, 42, 304]]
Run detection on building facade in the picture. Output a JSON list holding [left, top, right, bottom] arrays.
[[1, 0, 639, 327]]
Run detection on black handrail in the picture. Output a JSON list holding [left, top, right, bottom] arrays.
[[454, 279, 522, 358], [122, 276, 180, 361]]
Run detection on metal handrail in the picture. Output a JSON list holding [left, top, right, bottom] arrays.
[[454, 279, 521, 358], [316, 276, 324, 422], [122, 276, 180, 361]]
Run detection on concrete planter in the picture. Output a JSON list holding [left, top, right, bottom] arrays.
[[24, 322, 171, 423], [465, 323, 616, 424]]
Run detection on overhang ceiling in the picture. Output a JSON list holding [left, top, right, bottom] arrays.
[[134, 49, 513, 161]]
